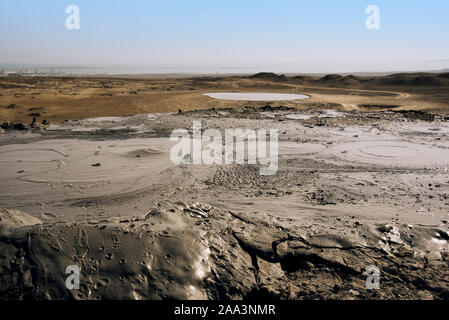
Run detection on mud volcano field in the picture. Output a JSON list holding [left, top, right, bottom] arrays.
[[1, 73, 449, 300]]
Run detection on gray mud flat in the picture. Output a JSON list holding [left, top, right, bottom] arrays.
[[1, 107, 449, 300]]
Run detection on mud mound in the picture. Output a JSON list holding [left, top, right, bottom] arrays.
[[292, 75, 306, 81], [316, 74, 360, 86], [410, 75, 444, 86], [318, 74, 344, 82], [0, 203, 272, 300], [122, 147, 166, 159], [374, 73, 448, 87], [249, 73, 287, 81], [1, 203, 448, 300]]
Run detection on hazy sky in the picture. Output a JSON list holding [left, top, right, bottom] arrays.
[[1, 0, 448, 73]]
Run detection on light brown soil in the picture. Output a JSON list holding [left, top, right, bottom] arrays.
[[1, 73, 448, 124]]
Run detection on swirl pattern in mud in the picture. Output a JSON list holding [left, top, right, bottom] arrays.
[[0, 138, 173, 218]]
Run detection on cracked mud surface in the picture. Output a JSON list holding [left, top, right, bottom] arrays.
[[1, 106, 449, 300]]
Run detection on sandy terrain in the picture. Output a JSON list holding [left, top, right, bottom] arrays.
[[1, 72, 449, 125], [1, 74, 449, 300]]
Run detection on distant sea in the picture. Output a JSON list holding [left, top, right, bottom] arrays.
[[0, 65, 268, 76], [1, 62, 449, 76]]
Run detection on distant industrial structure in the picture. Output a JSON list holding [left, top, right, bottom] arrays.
[[0, 67, 68, 77]]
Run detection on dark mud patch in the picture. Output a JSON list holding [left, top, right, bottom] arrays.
[[359, 104, 400, 111], [393, 110, 436, 122], [1, 200, 449, 300]]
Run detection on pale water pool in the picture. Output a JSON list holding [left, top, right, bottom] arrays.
[[204, 92, 309, 101]]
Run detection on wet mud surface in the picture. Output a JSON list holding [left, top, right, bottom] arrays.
[[1, 106, 449, 300]]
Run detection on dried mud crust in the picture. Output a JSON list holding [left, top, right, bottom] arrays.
[[1, 108, 449, 300], [0, 203, 448, 300]]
